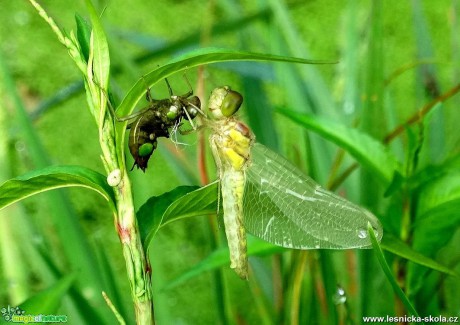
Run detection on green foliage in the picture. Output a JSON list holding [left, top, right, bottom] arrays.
[[369, 225, 420, 318], [0, 0, 459, 324], [0, 166, 115, 212], [279, 109, 400, 184], [137, 183, 217, 247], [19, 273, 76, 315]]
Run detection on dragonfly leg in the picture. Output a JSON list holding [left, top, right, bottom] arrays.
[[178, 72, 193, 98], [169, 122, 189, 147], [210, 136, 224, 217], [179, 124, 205, 135], [139, 75, 154, 103], [164, 77, 174, 97], [91, 79, 141, 123], [108, 103, 153, 122], [182, 105, 196, 130], [141, 75, 162, 106], [145, 87, 154, 103], [187, 101, 207, 117]]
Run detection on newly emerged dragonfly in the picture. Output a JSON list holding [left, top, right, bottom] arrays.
[[205, 86, 383, 279], [109, 77, 201, 171]]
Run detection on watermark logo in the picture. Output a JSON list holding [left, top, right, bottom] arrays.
[[1, 305, 68, 323]]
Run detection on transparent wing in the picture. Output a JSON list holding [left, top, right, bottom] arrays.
[[243, 143, 383, 249]]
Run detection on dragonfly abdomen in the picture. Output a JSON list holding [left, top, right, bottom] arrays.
[[221, 169, 248, 279]]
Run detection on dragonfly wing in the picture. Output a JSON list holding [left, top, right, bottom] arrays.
[[243, 143, 383, 249]]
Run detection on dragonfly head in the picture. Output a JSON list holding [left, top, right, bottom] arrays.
[[209, 86, 243, 119]]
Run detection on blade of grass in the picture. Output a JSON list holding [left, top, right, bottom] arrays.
[[266, 0, 337, 117], [266, 1, 337, 188], [358, 1, 388, 319], [220, 0, 279, 150], [0, 66, 30, 305], [368, 224, 421, 320], [19, 273, 77, 315], [162, 236, 284, 291], [381, 234, 457, 276]]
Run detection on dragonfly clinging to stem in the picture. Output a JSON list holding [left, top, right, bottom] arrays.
[[204, 86, 383, 279], [108, 76, 202, 171]]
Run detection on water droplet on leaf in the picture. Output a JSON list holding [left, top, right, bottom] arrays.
[[357, 228, 368, 239], [333, 286, 347, 305]]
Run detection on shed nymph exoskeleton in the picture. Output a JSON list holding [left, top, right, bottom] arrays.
[[107, 76, 202, 171]]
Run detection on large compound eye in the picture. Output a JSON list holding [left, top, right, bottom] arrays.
[[221, 90, 243, 117], [189, 96, 201, 108], [186, 96, 201, 119]]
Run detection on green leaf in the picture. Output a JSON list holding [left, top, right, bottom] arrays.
[[381, 233, 457, 276], [368, 224, 421, 319], [383, 171, 405, 197], [114, 48, 336, 166], [407, 171, 460, 295], [415, 170, 460, 218], [20, 273, 77, 315], [138, 186, 199, 246], [278, 110, 400, 184], [118, 48, 332, 118], [138, 182, 218, 248], [412, 170, 460, 261], [85, 0, 109, 90], [84, 0, 110, 126], [75, 13, 91, 62], [163, 235, 284, 291], [407, 154, 460, 191], [0, 166, 116, 212]]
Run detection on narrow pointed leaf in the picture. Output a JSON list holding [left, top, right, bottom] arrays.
[[0, 166, 115, 212], [85, 0, 109, 89], [369, 224, 420, 318], [20, 273, 77, 315], [138, 182, 218, 247], [163, 235, 284, 291], [381, 234, 457, 276], [75, 14, 91, 62]]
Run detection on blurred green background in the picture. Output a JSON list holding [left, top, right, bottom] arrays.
[[1, 0, 459, 324]]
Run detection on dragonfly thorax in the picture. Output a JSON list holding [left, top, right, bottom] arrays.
[[211, 118, 254, 171]]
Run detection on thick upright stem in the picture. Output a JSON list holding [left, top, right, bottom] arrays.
[[114, 173, 154, 324], [101, 110, 154, 323]]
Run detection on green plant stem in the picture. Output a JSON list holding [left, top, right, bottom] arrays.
[[115, 175, 154, 324], [102, 291, 126, 325], [100, 112, 154, 324], [28, 1, 155, 321]]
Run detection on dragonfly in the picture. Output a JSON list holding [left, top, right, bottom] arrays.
[[108, 77, 201, 171], [204, 86, 383, 279]]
